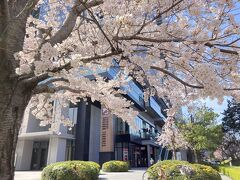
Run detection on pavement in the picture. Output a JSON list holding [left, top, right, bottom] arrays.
[[14, 169, 232, 180], [220, 173, 232, 180], [99, 168, 147, 180], [15, 171, 41, 180]]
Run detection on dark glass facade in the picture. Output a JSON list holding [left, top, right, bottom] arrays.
[[114, 117, 162, 167]]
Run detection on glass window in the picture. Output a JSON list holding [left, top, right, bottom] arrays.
[[67, 107, 78, 134], [65, 140, 75, 161]]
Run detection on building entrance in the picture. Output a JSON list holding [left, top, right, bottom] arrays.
[[31, 141, 49, 170], [130, 144, 148, 167]]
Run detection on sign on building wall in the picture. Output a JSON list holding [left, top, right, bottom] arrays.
[[123, 148, 128, 161], [100, 106, 114, 152]]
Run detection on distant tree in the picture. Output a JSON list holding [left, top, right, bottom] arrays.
[[178, 105, 223, 163], [222, 100, 240, 135], [213, 148, 224, 161], [221, 100, 240, 163], [157, 116, 188, 160]]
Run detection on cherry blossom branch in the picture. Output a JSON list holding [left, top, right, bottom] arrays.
[[134, 0, 184, 35], [204, 42, 239, 55], [151, 66, 204, 89], [50, 49, 123, 73], [115, 35, 185, 43], [117, 35, 239, 55], [48, 0, 103, 46], [34, 85, 85, 94], [82, 2, 116, 51], [151, 66, 240, 91], [22, 49, 123, 86]]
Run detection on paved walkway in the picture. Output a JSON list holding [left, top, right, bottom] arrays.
[[99, 168, 147, 180], [15, 171, 41, 180], [15, 169, 232, 180], [220, 173, 232, 180]]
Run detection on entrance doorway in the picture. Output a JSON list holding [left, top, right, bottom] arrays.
[[130, 144, 148, 167], [31, 141, 49, 170]]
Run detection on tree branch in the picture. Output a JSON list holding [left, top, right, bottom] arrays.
[[151, 66, 240, 91], [151, 66, 204, 89], [116, 35, 239, 56], [83, 2, 116, 51], [48, 0, 103, 46], [205, 42, 239, 55], [115, 35, 185, 43], [34, 84, 85, 94], [22, 49, 123, 86], [49, 49, 123, 73]]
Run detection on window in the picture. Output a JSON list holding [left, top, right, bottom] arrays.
[[67, 107, 78, 134], [65, 140, 75, 161]]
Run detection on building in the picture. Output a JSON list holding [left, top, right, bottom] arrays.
[[15, 65, 171, 171]]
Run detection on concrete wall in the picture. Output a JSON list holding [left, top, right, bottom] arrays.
[[88, 105, 101, 162], [15, 140, 33, 170], [47, 137, 66, 164]]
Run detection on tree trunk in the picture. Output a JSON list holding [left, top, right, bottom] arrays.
[[0, 1, 38, 179], [0, 82, 31, 180], [172, 143, 177, 160], [193, 149, 198, 163]]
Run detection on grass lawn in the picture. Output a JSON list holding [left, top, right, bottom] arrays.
[[219, 166, 240, 180]]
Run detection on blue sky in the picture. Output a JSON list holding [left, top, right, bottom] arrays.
[[202, 97, 229, 122], [182, 97, 229, 123]]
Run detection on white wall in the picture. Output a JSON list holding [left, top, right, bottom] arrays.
[[15, 140, 33, 170], [47, 137, 66, 164]]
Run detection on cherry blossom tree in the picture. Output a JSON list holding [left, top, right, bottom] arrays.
[[157, 116, 188, 160], [1, 0, 240, 179]]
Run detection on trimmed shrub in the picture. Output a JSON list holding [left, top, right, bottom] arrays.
[[147, 160, 221, 180], [219, 166, 240, 180], [200, 161, 219, 171], [102, 160, 129, 172], [41, 161, 100, 180]]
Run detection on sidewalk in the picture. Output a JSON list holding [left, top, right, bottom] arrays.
[[99, 168, 147, 180], [15, 171, 41, 180], [15, 168, 147, 180], [15, 169, 232, 180], [220, 173, 232, 180]]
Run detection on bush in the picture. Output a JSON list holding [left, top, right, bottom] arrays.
[[200, 161, 219, 171], [219, 166, 240, 180], [147, 160, 221, 180], [102, 160, 129, 172], [41, 161, 100, 180]]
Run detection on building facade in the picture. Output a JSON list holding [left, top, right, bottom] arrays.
[[15, 65, 185, 170]]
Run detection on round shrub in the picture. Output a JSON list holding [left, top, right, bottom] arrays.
[[147, 160, 221, 180], [102, 160, 129, 172], [41, 161, 100, 180]]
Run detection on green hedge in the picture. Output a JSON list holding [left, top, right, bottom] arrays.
[[41, 161, 100, 180], [219, 166, 240, 180], [102, 160, 129, 172], [147, 160, 221, 180], [200, 161, 219, 171]]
